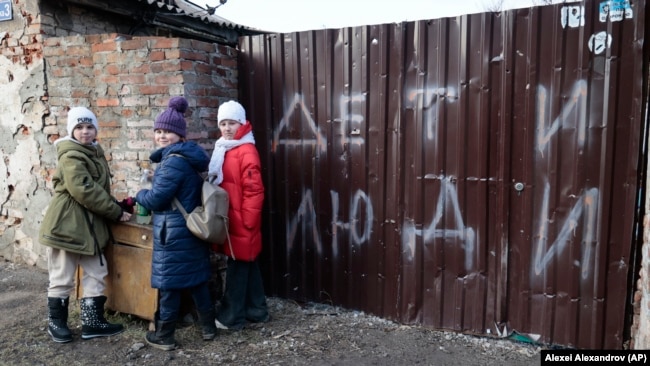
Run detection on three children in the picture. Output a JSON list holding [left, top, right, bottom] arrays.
[[41, 98, 268, 349]]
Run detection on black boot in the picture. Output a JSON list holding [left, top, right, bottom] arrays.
[[80, 296, 124, 340], [47, 297, 72, 343], [145, 320, 176, 351], [198, 310, 218, 341]]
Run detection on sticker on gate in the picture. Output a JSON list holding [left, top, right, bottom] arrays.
[[561, 6, 584, 28], [599, 0, 633, 22], [587, 31, 612, 55]]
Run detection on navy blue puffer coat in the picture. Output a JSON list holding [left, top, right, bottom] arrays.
[[135, 141, 211, 290]]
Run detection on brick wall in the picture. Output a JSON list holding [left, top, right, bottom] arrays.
[[42, 34, 238, 198]]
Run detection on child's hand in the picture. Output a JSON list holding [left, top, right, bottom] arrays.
[[119, 211, 132, 222]]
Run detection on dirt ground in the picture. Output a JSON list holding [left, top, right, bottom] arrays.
[[0, 258, 542, 366]]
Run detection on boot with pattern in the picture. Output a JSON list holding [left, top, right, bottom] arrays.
[[80, 296, 124, 340], [47, 297, 72, 343]]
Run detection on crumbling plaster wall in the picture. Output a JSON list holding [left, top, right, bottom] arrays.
[[1, 0, 50, 267]]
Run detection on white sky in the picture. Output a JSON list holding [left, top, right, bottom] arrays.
[[201, 0, 577, 33]]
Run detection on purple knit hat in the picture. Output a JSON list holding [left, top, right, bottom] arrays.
[[154, 96, 188, 137]]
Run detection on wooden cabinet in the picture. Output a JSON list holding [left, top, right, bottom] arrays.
[[106, 221, 157, 321], [77, 221, 157, 321], [77, 220, 225, 322]]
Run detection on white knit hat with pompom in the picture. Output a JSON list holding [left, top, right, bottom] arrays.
[[217, 100, 247, 125]]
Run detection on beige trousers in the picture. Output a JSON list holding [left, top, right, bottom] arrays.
[[47, 247, 108, 298]]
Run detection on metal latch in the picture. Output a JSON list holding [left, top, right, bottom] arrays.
[[514, 182, 525, 196]]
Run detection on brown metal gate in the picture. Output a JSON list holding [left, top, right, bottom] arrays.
[[237, 1, 647, 349]]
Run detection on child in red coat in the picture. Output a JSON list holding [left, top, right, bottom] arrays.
[[208, 100, 269, 330]]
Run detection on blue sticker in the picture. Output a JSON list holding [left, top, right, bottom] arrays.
[[599, 0, 633, 22]]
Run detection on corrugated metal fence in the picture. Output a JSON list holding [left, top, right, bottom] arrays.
[[237, 1, 647, 349]]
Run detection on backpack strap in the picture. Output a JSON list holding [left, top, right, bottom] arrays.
[[172, 197, 189, 219], [167, 153, 198, 215]]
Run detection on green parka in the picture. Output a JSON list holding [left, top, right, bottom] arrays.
[[39, 138, 122, 255]]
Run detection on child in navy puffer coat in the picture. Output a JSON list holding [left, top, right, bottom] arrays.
[[135, 96, 217, 350]]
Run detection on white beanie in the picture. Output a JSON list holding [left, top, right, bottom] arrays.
[[217, 100, 247, 125], [67, 107, 98, 136]]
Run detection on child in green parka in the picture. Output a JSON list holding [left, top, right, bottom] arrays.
[[39, 106, 133, 343]]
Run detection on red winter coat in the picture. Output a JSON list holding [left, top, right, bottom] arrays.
[[214, 125, 265, 261]]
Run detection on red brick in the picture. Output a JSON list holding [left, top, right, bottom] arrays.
[[153, 74, 184, 85], [98, 75, 119, 84], [130, 64, 152, 74], [92, 42, 117, 53], [157, 61, 182, 73], [220, 58, 237, 68], [195, 63, 215, 74], [151, 38, 179, 49], [79, 57, 93, 67], [105, 64, 121, 75], [190, 40, 216, 53], [139, 85, 169, 95], [149, 50, 165, 61], [96, 98, 120, 107], [179, 50, 209, 63], [120, 39, 148, 50]]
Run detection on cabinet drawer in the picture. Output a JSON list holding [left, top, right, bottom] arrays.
[[111, 221, 153, 249]]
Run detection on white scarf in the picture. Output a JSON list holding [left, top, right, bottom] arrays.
[[208, 131, 256, 185]]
